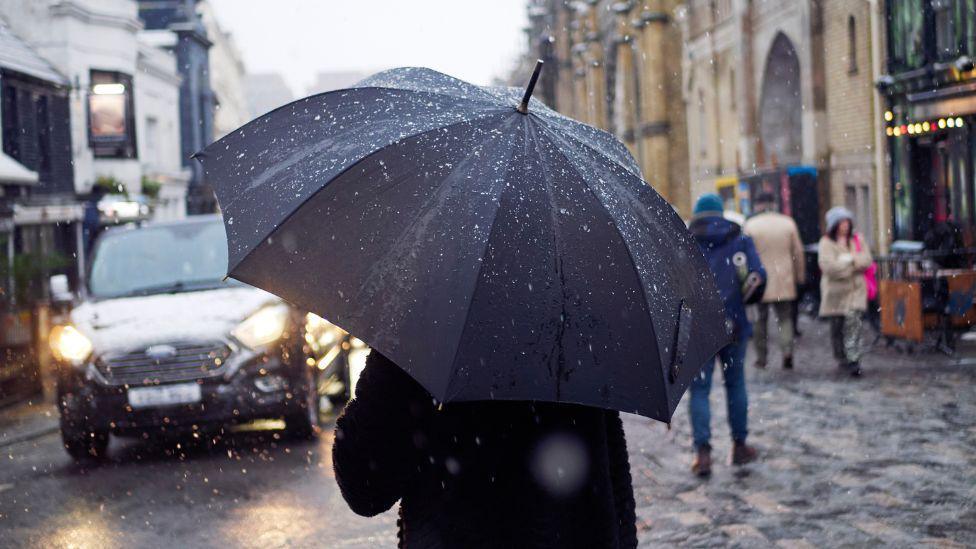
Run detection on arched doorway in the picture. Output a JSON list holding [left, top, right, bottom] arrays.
[[758, 33, 802, 166]]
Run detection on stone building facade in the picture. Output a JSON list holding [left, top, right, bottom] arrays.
[[681, 0, 830, 239], [199, 0, 249, 139], [679, 0, 888, 247], [822, 0, 885, 247], [520, 0, 691, 217]]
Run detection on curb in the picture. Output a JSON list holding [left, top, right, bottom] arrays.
[[0, 422, 59, 449]]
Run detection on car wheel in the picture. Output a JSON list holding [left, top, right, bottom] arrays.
[[285, 370, 321, 439], [60, 420, 109, 462]]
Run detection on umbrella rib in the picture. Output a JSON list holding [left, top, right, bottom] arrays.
[[533, 115, 643, 179], [342, 115, 522, 336], [441, 123, 525, 402], [528, 121, 571, 400], [537, 127, 669, 408], [225, 111, 510, 276]]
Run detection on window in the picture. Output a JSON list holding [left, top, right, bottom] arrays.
[[887, 0, 925, 71], [0, 70, 74, 194], [848, 16, 858, 74], [144, 116, 159, 169], [845, 183, 873, 246], [89, 70, 137, 159], [968, 0, 976, 57], [934, 0, 976, 61]]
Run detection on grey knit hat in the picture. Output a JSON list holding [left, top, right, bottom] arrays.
[[825, 206, 854, 233]]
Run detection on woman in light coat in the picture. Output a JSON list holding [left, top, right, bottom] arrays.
[[818, 207, 872, 376]]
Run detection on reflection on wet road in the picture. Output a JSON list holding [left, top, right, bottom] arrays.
[[0, 422, 396, 548]]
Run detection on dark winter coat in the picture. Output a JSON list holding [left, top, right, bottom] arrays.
[[333, 352, 637, 549], [688, 215, 766, 340]]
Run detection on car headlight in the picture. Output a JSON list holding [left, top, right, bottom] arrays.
[[49, 325, 93, 365], [232, 305, 290, 349]]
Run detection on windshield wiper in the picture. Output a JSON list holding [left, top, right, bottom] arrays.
[[95, 278, 232, 299], [120, 281, 188, 297]]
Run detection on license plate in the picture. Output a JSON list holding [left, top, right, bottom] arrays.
[[128, 383, 202, 409]]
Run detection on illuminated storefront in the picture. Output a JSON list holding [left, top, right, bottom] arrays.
[[883, 0, 976, 242]]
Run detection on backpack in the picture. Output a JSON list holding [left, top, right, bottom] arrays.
[[726, 225, 766, 305]]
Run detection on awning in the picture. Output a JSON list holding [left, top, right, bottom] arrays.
[[12, 202, 83, 225], [908, 82, 976, 120], [0, 152, 38, 185], [0, 18, 67, 85]]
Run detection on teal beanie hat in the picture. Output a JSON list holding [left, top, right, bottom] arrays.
[[693, 193, 724, 215]]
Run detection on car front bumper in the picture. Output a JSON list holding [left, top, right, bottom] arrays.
[[58, 345, 307, 435]]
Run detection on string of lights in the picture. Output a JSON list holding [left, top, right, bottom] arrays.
[[884, 110, 967, 137]]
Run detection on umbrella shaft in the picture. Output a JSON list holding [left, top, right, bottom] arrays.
[[517, 60, 544, 114]]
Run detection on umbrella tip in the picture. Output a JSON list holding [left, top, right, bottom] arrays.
[[516, 59, 544, 115]]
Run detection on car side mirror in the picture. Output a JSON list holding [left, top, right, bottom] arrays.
[[49, 274, 73, 303]]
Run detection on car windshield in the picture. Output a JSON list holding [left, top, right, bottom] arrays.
[[89, 219, 235, 299]]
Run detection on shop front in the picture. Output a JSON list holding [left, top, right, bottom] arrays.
[[888, 103, 975, 244], [727, 166, 824, 245], [883, 0, 976, 244]]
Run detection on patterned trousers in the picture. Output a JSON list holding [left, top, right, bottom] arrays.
[[829, 311, 863, 363]]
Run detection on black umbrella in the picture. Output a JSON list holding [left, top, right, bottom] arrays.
[[194, 63, 728, 422]]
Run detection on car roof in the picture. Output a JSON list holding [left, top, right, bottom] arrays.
[[99, 214, 223, 237]]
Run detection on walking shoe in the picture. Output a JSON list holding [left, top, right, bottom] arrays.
[[731, 442, 758, 466], [782, 356, 793, 370], [849, 361, 862, 377], [691, 447, 712, 477], [753, 359, 767, 369]]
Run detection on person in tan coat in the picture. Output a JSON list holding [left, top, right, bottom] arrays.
[[744, 193, 806, 370], [818, 206, 873, 377]]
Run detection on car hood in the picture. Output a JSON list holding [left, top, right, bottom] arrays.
[[71, 286, 282, 353]]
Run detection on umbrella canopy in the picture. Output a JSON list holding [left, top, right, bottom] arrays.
[[194, 65, 728, 422]]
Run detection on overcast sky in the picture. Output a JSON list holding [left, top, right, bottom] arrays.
[[209, 0, 528, 96]]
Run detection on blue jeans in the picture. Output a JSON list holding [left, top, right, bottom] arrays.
[[688, 339, 748, 450]]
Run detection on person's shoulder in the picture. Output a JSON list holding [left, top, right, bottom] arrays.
[[744, 211, 780, 228], [777, 212, 800, 228]]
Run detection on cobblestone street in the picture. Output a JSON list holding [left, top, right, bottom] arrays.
[[625, 315, 976, 548]]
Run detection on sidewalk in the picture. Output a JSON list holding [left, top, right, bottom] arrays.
[[626, 314, 976, 548], [0, 399, 57, 448]]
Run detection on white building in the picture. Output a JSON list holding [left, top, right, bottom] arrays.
[[135, 35, 186, 219], [199, 0, 249, 138], [0, 0, 189, 219]]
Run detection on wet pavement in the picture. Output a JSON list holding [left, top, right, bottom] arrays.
[[628, 316, 976, 548], [0, 316, 974, 548], [0, 422, 397, 547]]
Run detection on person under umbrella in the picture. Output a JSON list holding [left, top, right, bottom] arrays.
[[195, 63, 729, 546], [687, 193, 766, 477], [335, 350, 637, 547]]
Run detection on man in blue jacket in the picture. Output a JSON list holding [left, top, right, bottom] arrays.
[[687, 193, 766, 477]]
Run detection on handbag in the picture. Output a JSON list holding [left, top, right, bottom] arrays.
[[854, 234, 878, 301]]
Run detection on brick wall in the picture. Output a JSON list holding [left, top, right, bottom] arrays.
[[823, 0, 879, 243]]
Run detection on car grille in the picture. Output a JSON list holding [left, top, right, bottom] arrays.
[[95, 341, 231, 386]]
